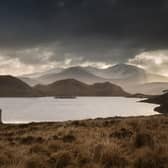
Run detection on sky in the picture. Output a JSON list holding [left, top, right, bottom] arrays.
[[0, 0, 168, 76]]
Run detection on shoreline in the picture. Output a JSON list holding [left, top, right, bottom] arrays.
[[1, 114, 162, 125]]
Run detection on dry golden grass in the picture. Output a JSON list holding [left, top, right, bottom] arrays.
[[0, 115, 167, 168]]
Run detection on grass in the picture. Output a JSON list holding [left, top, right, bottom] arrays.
[[0, 115, 167, 168]]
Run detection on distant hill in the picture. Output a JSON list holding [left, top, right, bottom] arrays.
[[104, 64, 146, 81], [19, 77, 40, 86], [0, 75, 41, 97], [19, 64, 168, 95], [143, 92, 168, 114], [21, 68, 63, 79], [87, 64, 168, 84], [125, 82, 168, 95], [146, 73, 168, 83], [34, 79, 130, 97], [87, 64, 147, 84], [20, 64, 148, 86], [37, 66, 106, 84], [18, 68, 63, 86]]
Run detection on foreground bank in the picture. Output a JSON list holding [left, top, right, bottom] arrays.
[[0, 115, 167, 168]]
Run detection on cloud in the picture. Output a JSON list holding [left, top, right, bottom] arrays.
[[128, 50, 168, 76], [0, 49, 58, 75], [0, 0, 168, 76], [0, 38, 141, 73], [0, 44, 115, 75], [0, 56, 35, 75], [1, 46, 168, 77], [0, 0, 167, 50]]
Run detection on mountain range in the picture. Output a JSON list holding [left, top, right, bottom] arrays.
[[0, 76, 130, 97], [19, 64, 168, 95], [37, 66, 106, 85], [34, 79, 130, 97]]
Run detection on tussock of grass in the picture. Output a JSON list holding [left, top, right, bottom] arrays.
[[25, 155, 47, 168], [93, 144, 128, 168], [132, 132, 155, 149], [48, 151, 72, 168], [19, 136, 44, 145], [29, 144, 49, 155], [109, 128, 133, 139], [62, 134, 76, 143], [0, 115, 167, 168], [134, 147, 168, 168]]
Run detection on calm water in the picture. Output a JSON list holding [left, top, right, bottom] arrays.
[[0, 97, 158, 123]]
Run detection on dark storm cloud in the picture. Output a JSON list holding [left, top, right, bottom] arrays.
[[0, 0, 168, 67]]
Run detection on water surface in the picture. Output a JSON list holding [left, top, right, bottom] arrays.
[[0, 97, 158, 123]]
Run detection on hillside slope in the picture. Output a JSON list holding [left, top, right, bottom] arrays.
[[0, 75, 41, 97], [35, 79, 130, 97], [125, 82, 168, 95]]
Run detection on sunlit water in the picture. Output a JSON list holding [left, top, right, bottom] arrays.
[[0, 97, 159, 123]]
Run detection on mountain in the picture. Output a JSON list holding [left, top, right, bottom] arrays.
[[18, 68, 63, 86], [0, 75, 41, 97], [104, 64, 146, 80], [21, 68, 63, 79], [90, 82, 131, 96], [87, 64, 168, 83], [35, 64, 148, 85], [0, 75, 130, 97], [87, 64, 147, 83], [125, 82, 168, 95], [34, 79, 130, 97], [37, 66, 106, 84], [19, 64, 168, 95], [88, 64, 168, 94], [19, 77, 40, 86], [144, 92, 168, 114]]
